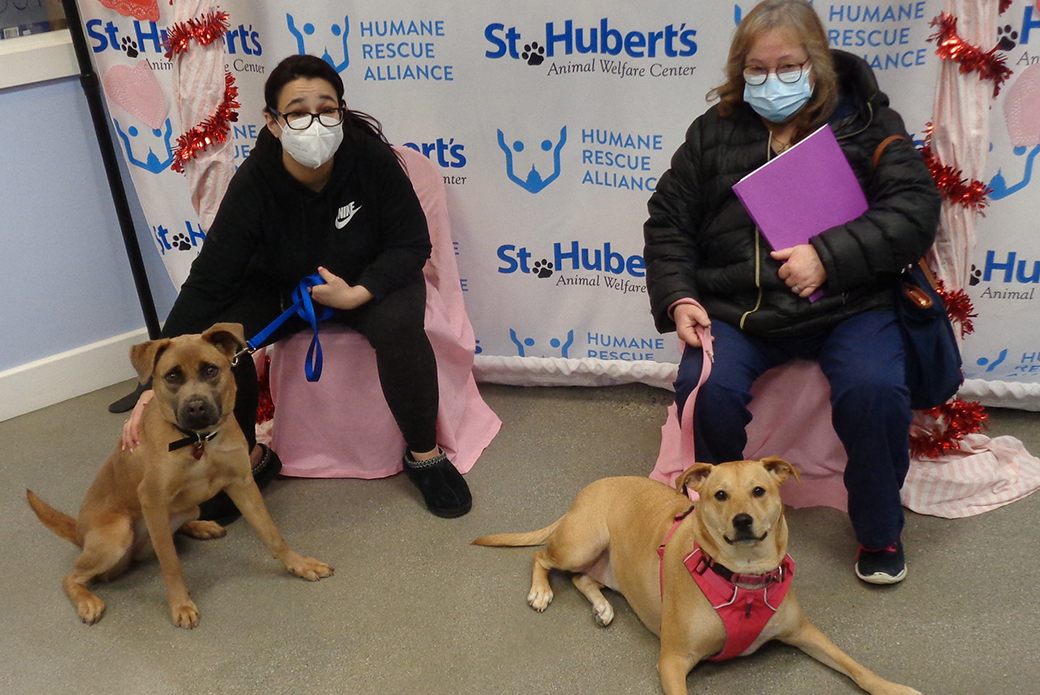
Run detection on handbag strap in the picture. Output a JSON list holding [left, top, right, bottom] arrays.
[[872, 134, 905, 169], [913, 257, 941, 292], [872, 135, 942, 290]]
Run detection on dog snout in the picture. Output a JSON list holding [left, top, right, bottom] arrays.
[[732, 514, 754, 532], [179, 397, 218, 429]]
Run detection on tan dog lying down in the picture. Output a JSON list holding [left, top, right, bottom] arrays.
[[474, 458, 920, 695], [27, 323, 332, 628]]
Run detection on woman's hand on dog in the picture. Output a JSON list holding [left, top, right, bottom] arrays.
[[122, 389, 154, 452]]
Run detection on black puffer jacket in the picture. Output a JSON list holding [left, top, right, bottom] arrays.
[[644, 50, 941, 337]]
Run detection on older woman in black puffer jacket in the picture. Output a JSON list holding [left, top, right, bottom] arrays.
[[643, 0, 941, 585]]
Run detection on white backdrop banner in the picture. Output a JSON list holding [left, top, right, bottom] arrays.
[[960, 0, 1040, 406], [77, 0, 1040, 403]]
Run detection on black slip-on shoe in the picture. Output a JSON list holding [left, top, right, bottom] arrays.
[[403, 451, 472, 518]]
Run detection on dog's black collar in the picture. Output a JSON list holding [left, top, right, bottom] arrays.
[[698, 551, 784, 588], [169, 426, 219, 459]]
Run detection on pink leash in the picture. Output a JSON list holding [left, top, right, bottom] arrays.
[[678, 324, 714, 484]]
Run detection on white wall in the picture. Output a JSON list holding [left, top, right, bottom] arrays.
[[0, 69, 177, 420]]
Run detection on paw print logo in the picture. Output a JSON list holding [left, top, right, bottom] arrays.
[[969, 265, 982, 286], [522, 42, 545, 66], [996, 25, 1018, 52], [170, 233, 192, 251], [121, 37, 139, 59], [532, 259, 554, 278]]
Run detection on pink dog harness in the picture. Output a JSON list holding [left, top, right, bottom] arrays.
[[659, 511, 795, 661]]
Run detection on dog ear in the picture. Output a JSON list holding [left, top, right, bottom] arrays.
[[762, 456, 801, 485], [675, 462, 714, 493], [202, 322, 247, 359], [129, 339, 171, 384]]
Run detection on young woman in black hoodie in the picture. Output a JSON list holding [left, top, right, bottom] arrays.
[[123, 54, 471, 520]]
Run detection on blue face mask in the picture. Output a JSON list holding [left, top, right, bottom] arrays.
[[743, 69, 814, 123]]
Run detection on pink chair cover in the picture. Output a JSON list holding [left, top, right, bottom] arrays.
[[652, 360, 1040, 518], [266, 146, 501, 478]]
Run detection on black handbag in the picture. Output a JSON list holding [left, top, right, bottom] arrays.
[[870, 135, 963, 409], [894, 259, 963, 410]]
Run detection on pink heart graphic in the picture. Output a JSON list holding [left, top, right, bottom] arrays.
[[99, 0, 160, 23], [103, 60, 168, 130], [1005, 64, 1040, 147]]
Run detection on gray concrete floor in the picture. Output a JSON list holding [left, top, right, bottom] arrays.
[[3, 379, 1040, 695]]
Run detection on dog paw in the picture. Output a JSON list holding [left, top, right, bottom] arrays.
[[171, 600, 200, 629], [76, 595, 106, 624], [527, 586, 553, 612], [592, 601, 614, 627], [288, 557, 334, 581], [178, 520, 226, 539]]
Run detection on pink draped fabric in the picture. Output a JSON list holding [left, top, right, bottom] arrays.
[[170, 0, 234, 228], [265, 146, 501, 478], [651, 360, 1040, 517]]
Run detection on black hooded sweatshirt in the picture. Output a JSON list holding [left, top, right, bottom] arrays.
[[162, 127, 431, 340]]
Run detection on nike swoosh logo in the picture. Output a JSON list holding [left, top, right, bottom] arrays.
[[335, 203, 361, 230]]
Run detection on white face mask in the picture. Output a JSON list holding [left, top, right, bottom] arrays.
[[278, 119, 344, 169]]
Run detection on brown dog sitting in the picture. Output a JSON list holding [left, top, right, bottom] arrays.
[[473, 457, 920, 695], [27, 323, 333, 628]]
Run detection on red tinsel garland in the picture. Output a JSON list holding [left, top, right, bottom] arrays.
[[910, 399, 988, 459], [919, 124, 992, 213], [910, 8, 1000, 448], [257, 354, 275, 424], [170, 71, 240, 173], [928, 14, 1013, 97], [163, 10, 230, 59], [937, 281, 977, 338]]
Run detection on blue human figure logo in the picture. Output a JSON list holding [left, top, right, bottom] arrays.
[[113, 118, 174, 174], [509, 329, 574, 357], [509, 329, 534, 357], [550, 330, 575, 358], [977, 349, 1008, 373], [286, 14, 350, 72], [988, 145, 1040, 200], [497, 126, 567, 194]]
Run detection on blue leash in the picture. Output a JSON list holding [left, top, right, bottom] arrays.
[[232, 273, 333, 382]]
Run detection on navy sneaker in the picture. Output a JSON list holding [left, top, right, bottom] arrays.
[[855, 542, 907, 585]]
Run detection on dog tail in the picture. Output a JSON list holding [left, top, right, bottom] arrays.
[[26, 490, 81, 546], [471, 518, 563, 547]]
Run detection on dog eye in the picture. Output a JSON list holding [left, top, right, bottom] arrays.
[[202, 364, 220, 378], [753, 487, 766, 497], [163, 370, 181, 383], [714, 490, 728, 502]]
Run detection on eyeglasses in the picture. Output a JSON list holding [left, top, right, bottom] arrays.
[[268, 105, 346, 131], [743, 59, 810, 86]]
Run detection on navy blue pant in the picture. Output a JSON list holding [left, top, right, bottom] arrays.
[[675, 310, 911, 549]]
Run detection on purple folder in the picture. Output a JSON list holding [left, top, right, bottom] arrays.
[[733, 123, 867, 252]]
